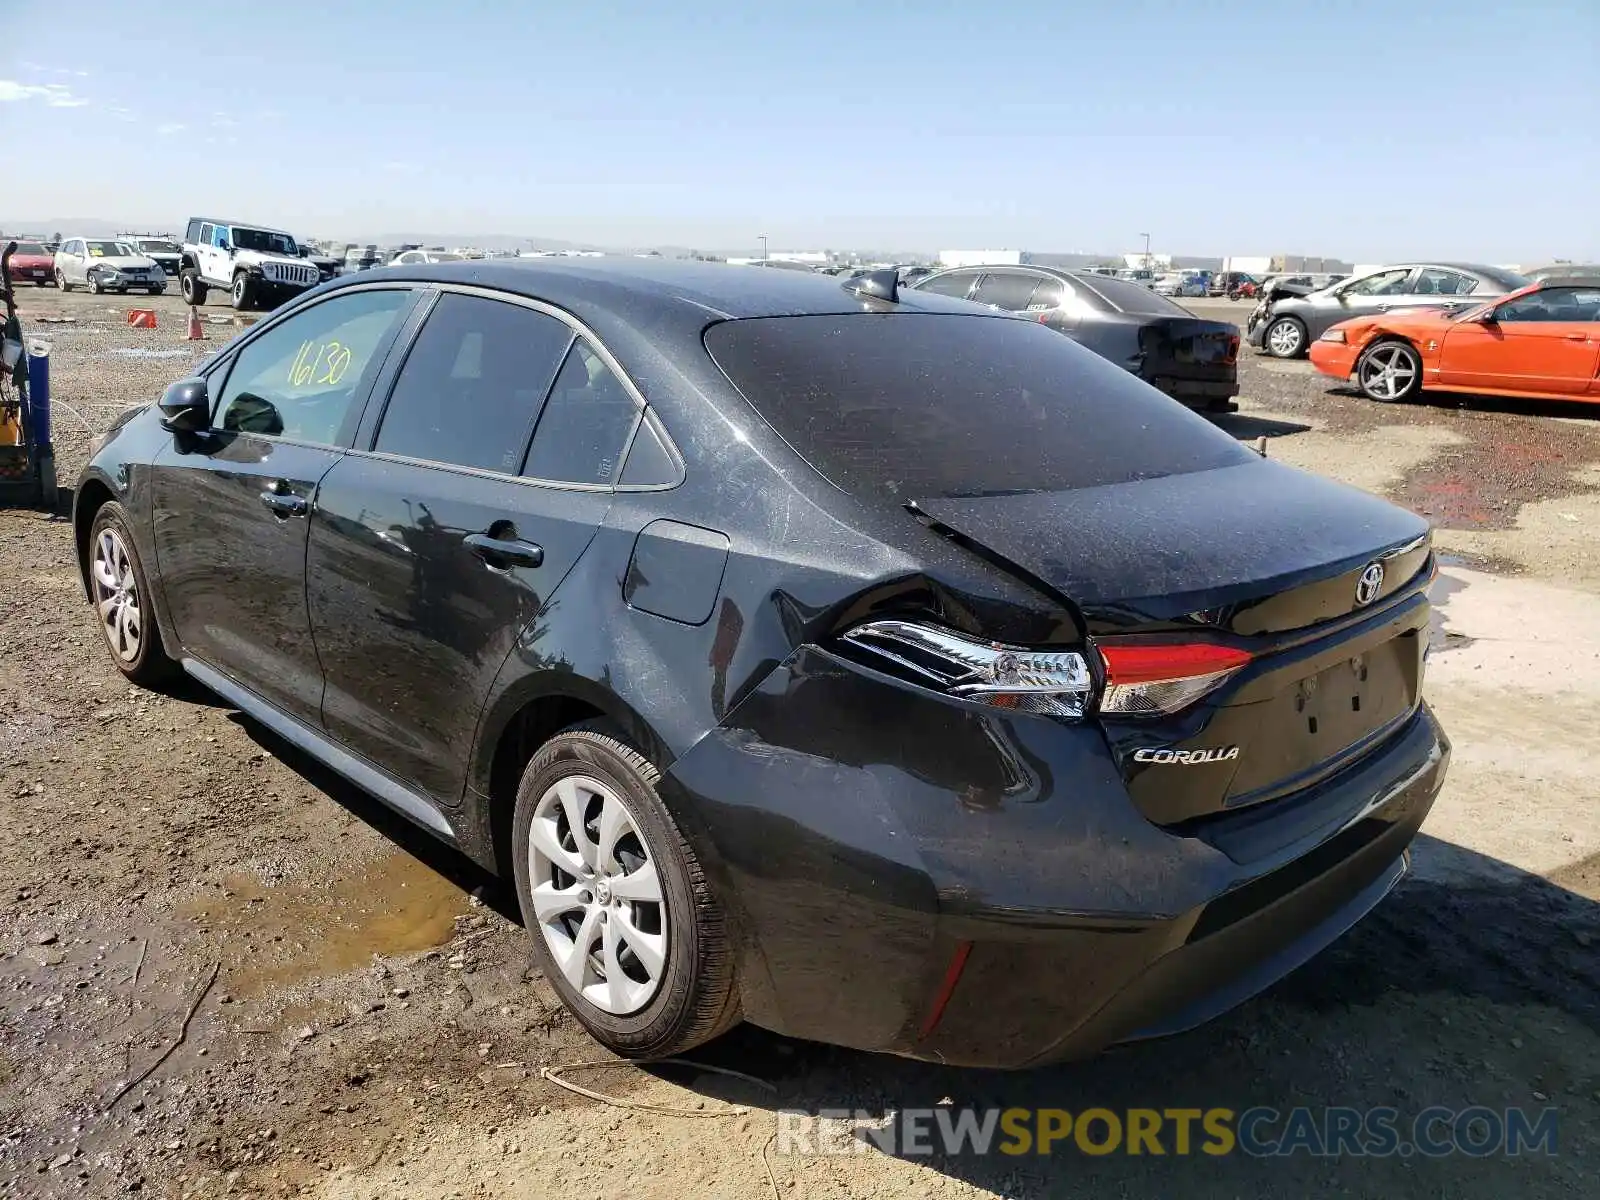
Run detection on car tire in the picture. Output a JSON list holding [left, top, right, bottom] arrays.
[[1355, 339, 1423, 404], [181, 270, 207, 306], [87, 502, 181, 688], [88, 276, 103, 296], [512, 724, 740, 1059], [1264, 315, 1307, 358], [34, 279, 48, 288], [231, 272, 255, 311], [55, 270, 70, 291]]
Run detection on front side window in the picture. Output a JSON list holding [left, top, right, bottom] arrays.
[[523, 341, 640, 486], [1496, 287, 1600, 323], [375, 293, 574, 473], [1342, 268, 1412, 297], [213, 289, 412, 443]]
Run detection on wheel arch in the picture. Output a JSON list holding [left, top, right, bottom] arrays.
[[73, 475, 117, 601], [466, 673, 673, 881]]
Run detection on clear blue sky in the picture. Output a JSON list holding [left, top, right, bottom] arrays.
[[2, 0, 1595, 260]]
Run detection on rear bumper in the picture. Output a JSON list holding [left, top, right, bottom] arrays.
[[665, 646, 1449, 1068], [1309, 339, 1360, 381], [1150, 375, 1241, 404]]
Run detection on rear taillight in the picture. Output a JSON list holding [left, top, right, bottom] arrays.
[[839, 621, 1093, 719], [837, 624, 1254, 722], [1097, 642, 1253, 717]]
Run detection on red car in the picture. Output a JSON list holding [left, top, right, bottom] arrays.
[[7, 241, 57, 287], [1310, 277, 1600, 404]]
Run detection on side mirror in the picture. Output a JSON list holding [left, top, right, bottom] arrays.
[[158, 377, 211, 432], [1474, 308, 1499, 324]]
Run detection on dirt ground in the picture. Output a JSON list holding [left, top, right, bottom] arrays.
[[1, 286, 1597, 1199]]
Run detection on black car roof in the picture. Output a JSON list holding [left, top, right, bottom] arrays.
[[348, 257, 993, 321]]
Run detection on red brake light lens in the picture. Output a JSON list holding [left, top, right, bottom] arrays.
[[1097, 642, 1254, 717]]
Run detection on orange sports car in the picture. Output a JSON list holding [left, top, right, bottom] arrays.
[[1309, 277, 1600, 404]]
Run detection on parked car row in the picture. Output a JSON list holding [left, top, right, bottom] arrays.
[[74, 256, 1448, 1068]]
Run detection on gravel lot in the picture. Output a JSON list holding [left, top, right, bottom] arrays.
[[1, 285, 1597, 1199]]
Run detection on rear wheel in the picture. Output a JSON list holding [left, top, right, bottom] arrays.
[[1264, 315, 1307, 358], [512, 725, 739, 1058], [180, 269, 207, 305], [87, 502, 181, 687], [1356, 339, 1423, 403]]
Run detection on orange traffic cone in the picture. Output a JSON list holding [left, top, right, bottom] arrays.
[[186, 307, 205, 340]]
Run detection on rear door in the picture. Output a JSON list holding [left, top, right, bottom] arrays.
[[307, 290, 639, 809], [150, 285, 417, 724], [1439, 286, 1600, 396]]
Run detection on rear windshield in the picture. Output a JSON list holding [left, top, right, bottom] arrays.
[[14, 242, 46, 255], [1075, 274, 1190, 316], [705, 314, 1253, 501]]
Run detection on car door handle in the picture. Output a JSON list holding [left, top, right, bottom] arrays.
[[1565, 333, 1589, 341], [258, 483, 308, 518], [463, 533, 544, 569]]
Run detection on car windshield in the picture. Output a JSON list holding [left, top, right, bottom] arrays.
[[706, 313, 1253, 501], [231, 228, 299, 255], [14, 242, 46, 255], [138, 240, 179, 253], [85, 241, 135, 257], [1075, 273, 1190, 316]]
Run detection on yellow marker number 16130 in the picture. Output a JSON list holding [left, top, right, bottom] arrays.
[[287, 339, 354, 389]]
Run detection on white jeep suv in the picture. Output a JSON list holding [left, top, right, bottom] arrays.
[[180, 218, 322, 311]]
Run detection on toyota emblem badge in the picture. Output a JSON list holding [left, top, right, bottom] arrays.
[[1355, 561, 1385, 607]]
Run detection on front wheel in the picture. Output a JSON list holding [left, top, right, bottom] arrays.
[[87, 276, 103, 295], [87, 502, 181, 687], [1356, 339, 1423, 403], [1264, 315, 1307, 358], [512, 726, 739, 1059], [231, 272, 255, 310], [180, 269, 208, 305]]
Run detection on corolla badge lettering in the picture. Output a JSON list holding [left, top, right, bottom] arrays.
[[1132, 746, 1241, 765]]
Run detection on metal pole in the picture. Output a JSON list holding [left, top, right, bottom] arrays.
[[1140, 232, 1151, 269], [759, 235, 768, 262]]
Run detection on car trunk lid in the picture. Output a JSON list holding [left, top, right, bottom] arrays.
[[912, 460, 1433, 825], [1137, 316, 1240, 383]]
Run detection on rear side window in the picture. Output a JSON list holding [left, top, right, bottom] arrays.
[[972, 273, 1045, 312], [706, 314, 1253, 501], [1075, 274, 1186, 315], [374, 293, 573, 473], [523, 341, 640, 486]]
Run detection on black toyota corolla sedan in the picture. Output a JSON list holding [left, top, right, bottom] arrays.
[[74, 259, 1448, 1067]]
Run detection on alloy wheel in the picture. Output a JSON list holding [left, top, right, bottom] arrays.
[[92, 528, 142, 663], [1359, 344, 1418, 401], [526, 774, 668, 1015], [1266, 319, 1303, 357]]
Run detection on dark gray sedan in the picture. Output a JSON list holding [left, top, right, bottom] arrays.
[[913, 265, 1241, 411], [1246, 262, 1529, 359]]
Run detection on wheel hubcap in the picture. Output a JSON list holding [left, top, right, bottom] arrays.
[[1360, 346, 1417, 400], [527, 774, 667, 1015], [1268, 321, 1301, 355], [91, 528, 142, 663]]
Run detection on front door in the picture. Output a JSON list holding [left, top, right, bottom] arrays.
[[1439, 286, 1600, 396], [308, 291, 641, 809], [196, 223, 230, 286], [150, 286, 417, 723]]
